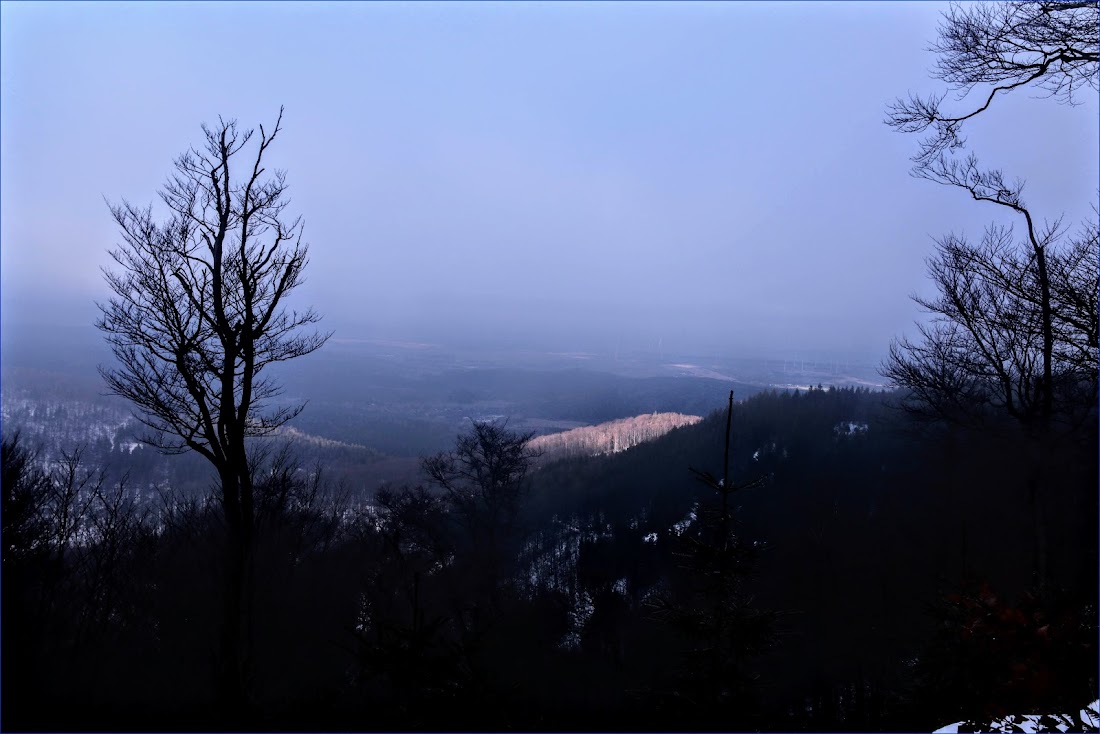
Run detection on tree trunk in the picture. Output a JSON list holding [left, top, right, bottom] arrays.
[[217, 535, 248, 719], [1033, 246, 1054, 424], [216, 469, 253, 722], [1028, 479, 1049, 597]]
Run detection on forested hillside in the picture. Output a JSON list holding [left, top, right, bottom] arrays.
[[529, 411, 702, 462], [526, 386, 1098, 729], [5, 385, 1095, 731]]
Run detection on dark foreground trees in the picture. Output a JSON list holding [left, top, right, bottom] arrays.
[[1, 433, 157, 730], [97, 108, 329, 714], [354, 422, 539, 727], [4, 386, 1093, 731], [885, 2, 1098, 725], [885, 0, 1098, 587], [0, 430, 357, 732], [647, 391, 774, 720]]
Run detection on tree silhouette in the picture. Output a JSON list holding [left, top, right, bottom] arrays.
[[423, 420, 537, 600], [885, 219, 1098, 431], [354, 422, 538, 727], [884, 7, 1098, 721], [647, 392, 773, 718], [2, 432, 52, 572], [96, 108, 329, 714], [885, 1, 1098, 596], [886, 1, 1098, 436], [886, 1, 1097, 168]]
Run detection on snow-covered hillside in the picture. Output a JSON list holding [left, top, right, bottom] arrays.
[[530, 411, 701, 462]]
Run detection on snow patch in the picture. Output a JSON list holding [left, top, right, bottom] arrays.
[[934, 700, 1099, 733], [834, 421, 868, 437], [559, 590, 595, 651], [670, 503, 698, 537]]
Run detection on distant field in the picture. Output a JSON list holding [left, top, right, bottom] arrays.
[[1, 331, 884, 496]]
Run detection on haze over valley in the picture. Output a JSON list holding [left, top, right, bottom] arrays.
[[2, 323, 884, 494], [1, 2, 1096, 732]]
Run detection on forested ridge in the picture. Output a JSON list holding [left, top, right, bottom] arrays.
[[529, 412, 702, 462], [4, 385, 1096, 731]]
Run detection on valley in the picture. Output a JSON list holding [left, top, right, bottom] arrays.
[[1, 335, 882, 496]]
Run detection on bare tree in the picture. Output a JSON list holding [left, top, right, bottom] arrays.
[[885, 2, 1098, 598], [886, 1, 1098, 168], [885, 218, 1098, 431], [1047, 217, 1099, 385], [913, 154, 1077, 425], [423, 421, 536, 593], [884, 1, 1098, 427], [97, 108, 329, 712], [884, 199, 1098, 595], [2, 432, 52, 570]]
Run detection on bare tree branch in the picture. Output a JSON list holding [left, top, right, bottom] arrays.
[[884, 221, 1097, 431], [96, 109, 331, 709], [886, 2, 1098, 168]]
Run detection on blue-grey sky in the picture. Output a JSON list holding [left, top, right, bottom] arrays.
[[2, 1, 1096, 361]]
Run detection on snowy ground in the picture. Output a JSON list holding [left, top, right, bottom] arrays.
[[934, 700, 1099, 733]]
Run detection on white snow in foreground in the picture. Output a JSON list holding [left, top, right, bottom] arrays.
[[933, 700, 1099, 733]]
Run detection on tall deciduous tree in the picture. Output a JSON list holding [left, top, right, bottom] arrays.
[[885, 217, 1098, 431], [423, 421, 536, 599], [97, 108, 329, 713], [886, 1, 1098, 434], [885, 0, 1098, 598]]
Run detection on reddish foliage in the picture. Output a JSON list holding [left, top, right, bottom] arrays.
[[920, 580, 1096, 720]]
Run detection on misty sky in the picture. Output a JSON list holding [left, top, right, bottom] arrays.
[[2, 1, 1097, 362]]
